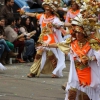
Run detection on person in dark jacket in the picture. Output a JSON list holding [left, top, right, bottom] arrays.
[[0, 0, 14, 20]]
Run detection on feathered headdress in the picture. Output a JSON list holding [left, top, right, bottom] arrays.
[[71, 13, 100, 35], [77, 0, 100, 14], [42, 0, 61, 11]]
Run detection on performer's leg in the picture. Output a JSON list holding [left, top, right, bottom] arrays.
[[68, 88, 77, 100], [61, 82, 67, 90], [47, 50, 58, 78], [79, 92, 90, 100], [27, 49, 43, 78], [48, 50, 57, 68], [51, 48, 65, 77]]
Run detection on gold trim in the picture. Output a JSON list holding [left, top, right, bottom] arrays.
[[70, 87, 77, 91], [75, 61, 88, 70]]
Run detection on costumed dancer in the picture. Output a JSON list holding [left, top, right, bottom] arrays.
[[61, 1, 81, 90], [61, 1, 80, 40], [43, 8, 100, 99], [61, 0, 100, 90], [43, 24, 100, 100], [19, 0, 66, 78], [65, 1, 80, 23]]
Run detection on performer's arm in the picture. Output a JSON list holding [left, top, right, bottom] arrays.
[[64, 22, 72, 27], [43, 43, 58, 48], [18, 9, 39, 18], [25, 12, 38, 17], [88, 17, 97, 22], [43, 42, 70, 55]]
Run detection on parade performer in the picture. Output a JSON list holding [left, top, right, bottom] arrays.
[[65, 1, 80, 23], [43, 14, 100, 99], [60, 0, 100, 90], [19, 0, 66, 78], [43, 26, 100, 100]]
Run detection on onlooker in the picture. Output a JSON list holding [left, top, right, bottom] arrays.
[[0, 39, 17, 65], [0, 0, 14, 21], [5, 18, 34, 62], [19, 17, 36, 62], [4, 17, 25, 63], [0, 17, 14, 50], [15, 16, 21, 29], [0, 16, 16, 64], [0, 44, 5, 58], [21, 17, 35, 33], [32, 18, 41, 43], [0, 42, 17, 65], [21, 17, 41, 42], [24, 17, 41, 58]]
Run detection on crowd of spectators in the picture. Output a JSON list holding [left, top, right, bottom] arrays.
[[0, 0, 41, 65]]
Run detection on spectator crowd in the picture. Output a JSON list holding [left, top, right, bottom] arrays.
[[0, 0, 42, 65]]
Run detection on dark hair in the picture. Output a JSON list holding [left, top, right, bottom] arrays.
[[5, 0, 11, 4], [15, 16, 21, 23], [0, 16, 5, 21], [71, 2, 80, 10], [7, 17, 15, 25], [32, 17, 38, 29], [20, 17, 30, 26], [20, 17, 34, 32]]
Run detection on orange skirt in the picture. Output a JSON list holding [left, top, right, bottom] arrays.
[[76, 67, 91, 86]]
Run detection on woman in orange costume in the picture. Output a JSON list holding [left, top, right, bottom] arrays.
[[43, 25, 100, 100], [65, 1, 80, 23], [21, 0, 66, 78], [62, 1, 80, 41]]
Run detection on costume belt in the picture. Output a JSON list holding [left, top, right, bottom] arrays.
[[74, 61, 88, 70]]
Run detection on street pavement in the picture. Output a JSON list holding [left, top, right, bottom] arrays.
[[0, 61, 70, 100]]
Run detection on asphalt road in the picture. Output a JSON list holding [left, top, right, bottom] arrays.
[[0, 61, 70, 100]]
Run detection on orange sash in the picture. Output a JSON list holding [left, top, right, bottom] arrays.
[[71, 40, 91, 86], [71, 40, 91, 58]]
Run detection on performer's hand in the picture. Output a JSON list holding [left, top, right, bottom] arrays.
[[89, 56, 96, 61], [53, 24, 61, 29], [42, 43, 49, 47], [17, 9, 25, 15], [81, 56, 89, 65]]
